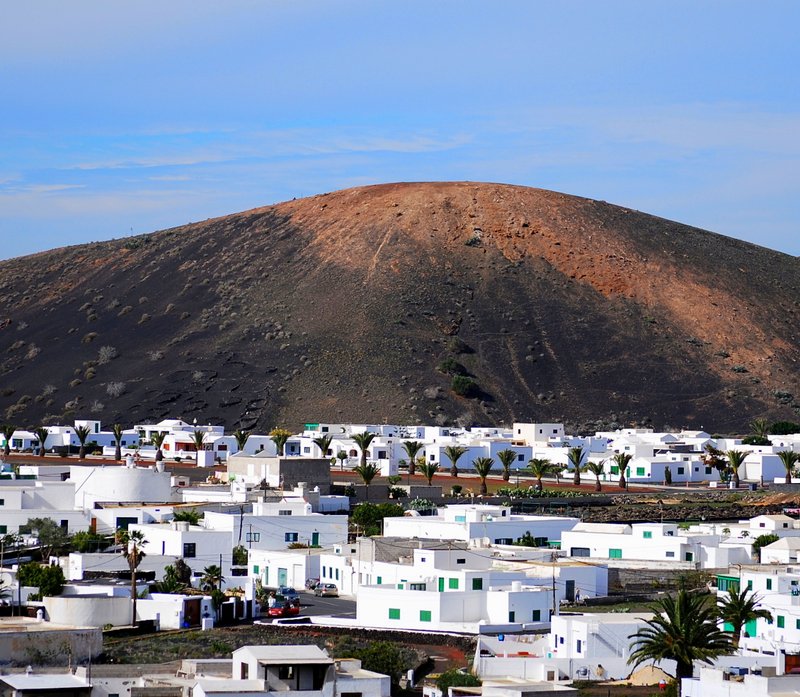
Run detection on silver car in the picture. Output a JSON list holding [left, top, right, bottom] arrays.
[[314, 583, 339, 597]]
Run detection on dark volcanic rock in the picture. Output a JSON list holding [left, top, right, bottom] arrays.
[[0, 182, 798, 432]]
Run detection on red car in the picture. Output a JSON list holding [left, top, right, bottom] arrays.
[[268, 602, 300, 618]]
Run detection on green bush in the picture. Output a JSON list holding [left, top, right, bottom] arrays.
[[437, 357, 468, 376], [771, 421, 800, 435], [451, 375, 478, 397], [436, 669, 481, 694], [18, 562, 64, 597]]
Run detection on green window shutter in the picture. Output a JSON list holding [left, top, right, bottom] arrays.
[[778, 616, 785, 628], [377, 576, 382, 585], [610, 466, 619, 475], [747, 580, 753, 590], [643, 531, 652, 539], [420, 610, 432, 622], [438, 578, 444, 592], [609, 548, 622, 559], [449, 578, 459, 589], [472, 578, 483, 590], [767, 579, 772, 590], [388, 608, 400, 620], [508, 611, 515, 622], [745, 618, 757, 636], [723, 621, 734, 632], [636, 467, 645, 476], [253, 565, 259, 574]]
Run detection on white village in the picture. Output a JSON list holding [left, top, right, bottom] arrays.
[[2, 417, 800, 697]]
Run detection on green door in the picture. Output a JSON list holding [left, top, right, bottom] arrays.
[[438, 577, 445, 592], [278, 567, 288, 587], [311, 532, 320, 547], [745, 619, 757, 638]]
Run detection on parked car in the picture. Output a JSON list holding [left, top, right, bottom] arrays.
[[268, 602, 300, 618], [314, 583, 339, 597], [278, 586, 299, 600]]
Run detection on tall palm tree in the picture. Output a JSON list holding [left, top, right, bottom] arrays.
[[717, 586, 772, 648], [201, 564, 225, 592], [725, 449, 747, 489], [353, 461, 380, 498], [402, 441, 423, 476], [628, 590, 732, 683], [778, 449, 800, 485], [586, 459, 606, 492], [75, 425, 92, 459], [270, 428, 292, 456], [496, 449, 518, 482], [527, 458, 553, 489], [567, 446, 585, 486], [116, 528, 147, 626], [190, 430, 206, 466], [337, 450, 348, 470], [612, 452, 632, 489], [33, 426, 49, 457], [444, 445, 468, 478], [313, 434, 333, 459], [151, 432, 166, 464], [1, 423, 15, 457], [111, 423, 124, 461], [233, 429, 250, 453], [418, 461, 440, 486], [472, 457, 495, 495], [351, 431, 376, 472]]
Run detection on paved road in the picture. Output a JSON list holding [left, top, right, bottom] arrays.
[[297, 591, 356, 618]]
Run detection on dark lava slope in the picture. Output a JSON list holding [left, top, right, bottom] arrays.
[[0, 182, 797, 433]]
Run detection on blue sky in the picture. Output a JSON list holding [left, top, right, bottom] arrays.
[[1, 1, 798, 260]]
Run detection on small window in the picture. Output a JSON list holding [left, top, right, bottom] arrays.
[[183, 543, 196, 558], [636, 467, 645, 476], [0, 525, 6, 534], [666, 551, 675, 558], [285, 532, 298, 542], [449, 578, 459, 589], [420, 610, 432, 622], [531, 609, 541, 621], [609, 548, 622, 559], [677, 467, 685, 475], [377, 576, 382, 584], [759, 522, 766, 528], [517, 454, 524, 461], [472, 578, 483, 590], [279, 510, 292, 516], [508, 611, 515, 622], [778, 616, 785, 628], [747, 580, 753, 590], [767, 579, 773, 590], [278, 666, 294, 680], [643, 531, 652, 539], [246, 532, 260, 542], [796, 618, 800, 630], [389, 608, 400, 620], [456, 558, 466, 564]]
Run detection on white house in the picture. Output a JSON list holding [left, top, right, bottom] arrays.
[[0, 480, 90, 535], [383, 504, 578, 546], [70, 464, 174, 510]]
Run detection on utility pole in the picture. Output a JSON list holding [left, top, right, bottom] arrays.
[[551, 552, 558, 618]]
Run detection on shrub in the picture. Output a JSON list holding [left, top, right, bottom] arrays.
[[437, 357, 468, 376], [451, 375, 478, 397], [771, 421, 800, 435], [106, 381, 126, 397], [436, 669, 481, 694], [97, 346, 118, 364]]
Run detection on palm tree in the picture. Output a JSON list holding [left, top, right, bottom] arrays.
[[418, 461, 440, 486], [472, 457, 495, 495], [313, 434, 333, 459], [586, 459, 606, 492], [190, 430, 206, 466], [111, 423, 124, 461], [725, 449, 747, 489], [116, 528, 147, 626], [567, 446, 585, 486], [151, 431, 166, 464], [402, 441, 423, 476], [496, 449, 518, 482], [353, 461, 380, 498], [527, 458, 553, 489], [33, 426, 49, 457], [444, 445, 468, 478], [351, 431, 376, 472], [1, 423, 15, 457], [201, 564, 225, 592], [270, 428, 292, 456], [717, 586, 772, 648], [612, 452, 632, 489], [233, 429, 250, 453], [628, 590, 733, 683], [337, 451, 348, 469], [778, 449, 800, 485], [750, 417, 770, 440], [74, 425, 92, 459]]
